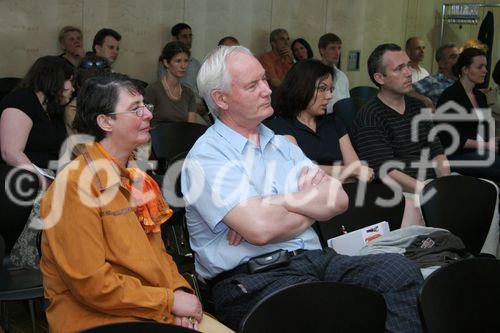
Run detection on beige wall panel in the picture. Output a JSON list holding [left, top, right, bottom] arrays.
[[324, 0, 408, 87], [83, 0, 184, 83], [270, 0, 327, 57], [185, 0, 272, 61], [325, 0, 368, 87], [0, 0, 82, 77]]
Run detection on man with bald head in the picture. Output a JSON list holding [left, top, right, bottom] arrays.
[[405, 36, 430, 83]]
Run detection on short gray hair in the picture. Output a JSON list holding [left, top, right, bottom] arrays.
[[435, 43, 457, 62], [270, 28, 288, 44], [197, 45, 253, 118]]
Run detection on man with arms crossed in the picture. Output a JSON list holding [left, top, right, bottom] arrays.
[[181, 46, 423, 332]]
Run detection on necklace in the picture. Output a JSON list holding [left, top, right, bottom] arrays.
[[162, 76, 182, 101]]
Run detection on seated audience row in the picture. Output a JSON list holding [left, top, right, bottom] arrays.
[[39, 73, 232, 333], [182, 45, 424, 332]]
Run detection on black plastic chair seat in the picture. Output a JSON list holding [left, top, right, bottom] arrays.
[[419, 258, 500, 333], [0, 267, 43, 301], [240, 281, 386, 333], [81, 321, 199, 332], [420, 175, 497, 255]]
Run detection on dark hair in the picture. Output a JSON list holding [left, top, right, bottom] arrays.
[[73, 73, 140, 141], [21, 56, 75, 115], [92, 28, 121, 52], [272, 60, 333, 118], [367, 43, 402, 87], [171, 23, 191, 38], [435, 43, 456, 62], [75, 54, 111, 91], [493, 59, 500, 86], [452, 47, 487, 78], [291, 38, 314, 61], [218, 36, 239, 46], [318, 33, 342, 50], [159, 41, 190, 64]]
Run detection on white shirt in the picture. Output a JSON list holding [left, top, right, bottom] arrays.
[[410, 65, 430, 83], [327, 66, 350, 114]]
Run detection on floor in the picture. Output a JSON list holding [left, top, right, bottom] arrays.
[[1, 301, 48, 333]]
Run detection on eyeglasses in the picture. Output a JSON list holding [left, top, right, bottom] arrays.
[[79, 59, 110, 70], [108, 104, 154, 117], [316, 85, 333, 94]]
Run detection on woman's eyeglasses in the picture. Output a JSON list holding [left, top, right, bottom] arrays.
[[108, 104, 154, 117], [79, 59, 110, 70]]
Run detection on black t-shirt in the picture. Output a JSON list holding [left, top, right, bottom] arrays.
[[268, 115, 347, 165], [0, 88, 67, 168], [350, 96, 443, 180]]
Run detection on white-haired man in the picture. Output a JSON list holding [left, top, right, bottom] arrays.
[[181, 46, 423, 332]]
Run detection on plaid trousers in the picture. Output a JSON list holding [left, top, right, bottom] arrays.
[[212, 248, 423, 333]]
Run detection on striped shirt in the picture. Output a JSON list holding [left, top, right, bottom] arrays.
[[351, 96, 443, 180]]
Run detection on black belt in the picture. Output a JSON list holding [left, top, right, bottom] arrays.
[[209, 249, 307, 286]]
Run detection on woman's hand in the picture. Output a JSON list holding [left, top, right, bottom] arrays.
[[172, 290, 203, 322], [175, 316, 200, 331]]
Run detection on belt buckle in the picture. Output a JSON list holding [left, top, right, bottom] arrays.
[[289, 249, 303, 257]]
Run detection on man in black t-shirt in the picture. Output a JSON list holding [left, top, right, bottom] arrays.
[[351, 43, 450, 194]]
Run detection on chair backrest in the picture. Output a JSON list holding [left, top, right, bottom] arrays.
[[316, 182, 404, 247], [0, 164, 40, 253], [81, 321, 198, 333], [0, 235, 5, 273], [420, 175, 497, 255], [349, 86, 378, 111], [330, 97, 357, 132], [150, 122, 208, 174], [419, 258, 500, 333], [0, 77, 21, 102], [240, 281, 386, 333]]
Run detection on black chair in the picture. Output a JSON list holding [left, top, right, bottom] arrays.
[[419, 175, 497, 256], [419, 257, 500, 333], [0, 235, 44, 333], [239, 281, 386, 333], [150, 122, 208, 298], [150, 122, 208, 175], [81, 321, 199, 333], [330, 97, 357, 132], [316, 182, 404, 247], [0, 77, 21, 102], [0, 164, 40, 253], [349, 86, 378, 111], [151, 122, 207, 252]]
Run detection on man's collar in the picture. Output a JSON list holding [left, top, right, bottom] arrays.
[[214, 118, 274, 153]]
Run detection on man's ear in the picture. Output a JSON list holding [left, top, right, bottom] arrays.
[[373, 72, 385, 87], [211, 90, 228, 111], [96, 114, 113, 133]]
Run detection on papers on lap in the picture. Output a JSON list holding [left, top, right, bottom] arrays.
[[327, 222, 390, 256]]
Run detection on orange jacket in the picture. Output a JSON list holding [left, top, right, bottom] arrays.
[[40, 143, 192, 332]]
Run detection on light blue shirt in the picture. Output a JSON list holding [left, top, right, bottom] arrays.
[[181, 119, 322, 279]]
